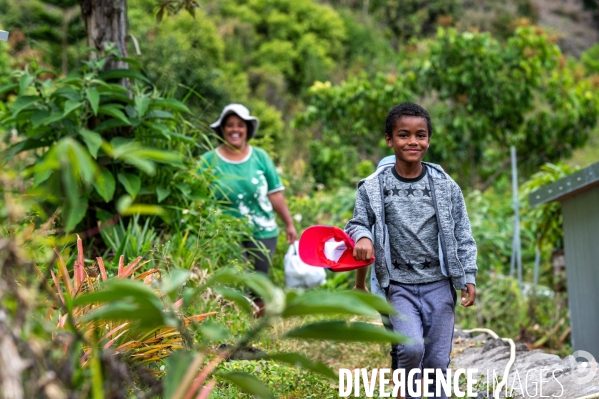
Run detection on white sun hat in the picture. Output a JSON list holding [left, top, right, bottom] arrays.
[[210, 104, 260, 139]]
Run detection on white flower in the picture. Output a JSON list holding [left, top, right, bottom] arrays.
[[182, 209, 189, 215], [293, 214, 303, 222]]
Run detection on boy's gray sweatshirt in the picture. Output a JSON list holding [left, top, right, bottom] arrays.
[[345, 162, 477, 290]]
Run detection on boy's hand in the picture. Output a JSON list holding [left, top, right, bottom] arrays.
[[461, 283, 476, 307], [353, 238, 374, 261]]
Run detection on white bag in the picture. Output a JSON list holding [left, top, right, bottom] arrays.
[[284, 241, 326, 289]]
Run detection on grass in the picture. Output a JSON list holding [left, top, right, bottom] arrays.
[[204, 301, 392, 398]]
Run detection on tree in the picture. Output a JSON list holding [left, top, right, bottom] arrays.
[[77, 0, 198, 71], [298, 26, 599, 189], [78, 0, 129, 70]]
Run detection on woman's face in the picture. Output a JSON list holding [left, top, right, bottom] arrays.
[[221, 114, 248, 149]]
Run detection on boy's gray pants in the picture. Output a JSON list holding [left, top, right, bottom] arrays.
[[387, 278, 457, 399]]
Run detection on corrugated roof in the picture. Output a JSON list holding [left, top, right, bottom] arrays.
[[529, 161, 599, 207]]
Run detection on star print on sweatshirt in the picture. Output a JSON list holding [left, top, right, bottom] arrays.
[[382, 166, 447, 284]]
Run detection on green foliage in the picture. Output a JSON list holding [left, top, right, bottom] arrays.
[[456, 275, 571, 354], [520, 163, 580, 250], [297, 74, 414, 185], [376, 0, 462, 42], [0, 42, 11, 88], [423, 26, 597, 184], [336, 9, 396, 74], [0, 50, 210, 232], [213, 0, 347, 94], [213, 360, 337, 398], [100, 214, 158, 267], [300, 26, 599, 189], [130, 2, 230, 111], [0, 0, 85, 73], [581, 43, 599, 75], [0, 180, 408, 397], [457, 275, 526, 338]]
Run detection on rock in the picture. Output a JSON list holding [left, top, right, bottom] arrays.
[[450, 327, 599, 399], [515, 343, 529, 352], [218, 344, 267, 361], [482, 338, 508, 353], [454, 327, 472, 339], [471, 333, 489, 343]]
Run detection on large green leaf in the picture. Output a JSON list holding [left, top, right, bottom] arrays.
[[95, 118, 130, 132], [30, 110, 51, 127], [93, 168, 116, 202], [52, 87, 81, 102], [11, 96, 38, 115], [163, 351, 195, 399], [117, 173, 141, 198], [79, 301, 172, 330], [119, 204, 165, 216], [63, 99, 82, 116], [19, 74, 34, 95], [285, 321, 408, 343], [144, 121, 171, 138], [162, 269, 190, 297], [145, 110, 174, 120], [1, 138, 49, 160], [79, 129, 103, 158], [152, 98, 191, 113], [197, 322, 231, 341], [156, 186, 171, 203], [65, 196, 89, 232], [75, 279, 160, 306], [213, 287, 254, 315], [60, 137, 97, 186], [206, 269, 283, 309], [0, 83, 19, 95], [134, 96, 150, 118], [33, 167, 53, 187], [218, 372, 274, 399], [337, 290, 397, 315], [282, 290, 395, 318], [99, 104, 131, 125], [73, 280, 177, 330], [86, 88, 100, 116], [130, 148, 183, 165]]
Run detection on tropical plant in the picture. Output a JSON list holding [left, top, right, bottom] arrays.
[[0, 50, 199, 233], [49, 235, 215, 367]]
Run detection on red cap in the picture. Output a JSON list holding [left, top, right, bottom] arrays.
[[298, 225, 373, 272]]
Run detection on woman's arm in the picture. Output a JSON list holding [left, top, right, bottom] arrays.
[[268, 191, 297, 244]]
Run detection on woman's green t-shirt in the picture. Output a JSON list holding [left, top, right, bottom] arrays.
[[199, 146, 284, 239]]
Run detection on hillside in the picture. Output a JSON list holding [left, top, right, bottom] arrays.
[[532, 0, 599, 56]]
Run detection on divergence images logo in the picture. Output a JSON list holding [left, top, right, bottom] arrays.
[[568, 350, 598, 385]]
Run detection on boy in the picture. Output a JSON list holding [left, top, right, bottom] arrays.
[[345, 102, 477, 399]]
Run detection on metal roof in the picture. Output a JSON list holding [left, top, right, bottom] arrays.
[[529, 161, 599, 207]]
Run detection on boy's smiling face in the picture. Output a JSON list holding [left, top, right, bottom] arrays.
[[385, 115, 430, 167]]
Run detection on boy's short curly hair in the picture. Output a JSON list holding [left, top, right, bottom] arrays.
[[385, 102, 433, 137]]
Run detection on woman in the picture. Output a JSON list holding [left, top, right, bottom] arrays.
[[200, 104, 297, 315]]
